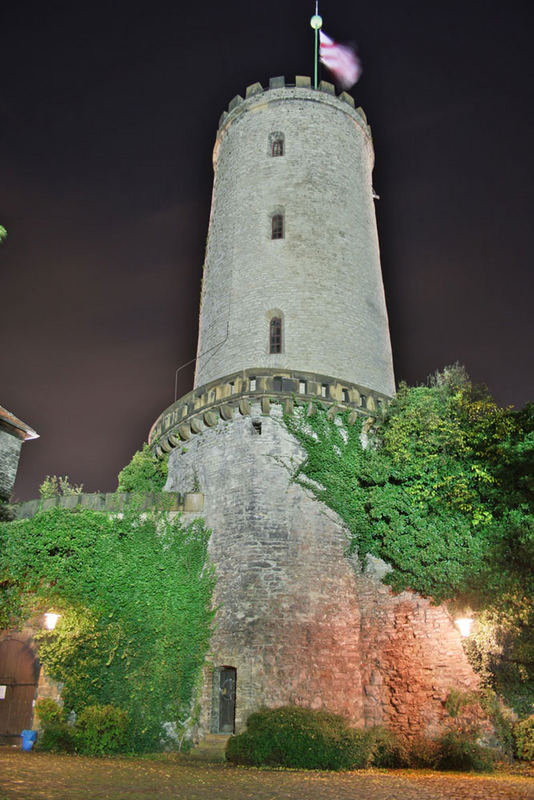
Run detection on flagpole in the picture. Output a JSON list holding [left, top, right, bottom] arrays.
[[310, 2, 322, 89]]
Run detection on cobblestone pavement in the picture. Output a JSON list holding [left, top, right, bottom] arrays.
[[0, 750, 533, 800]]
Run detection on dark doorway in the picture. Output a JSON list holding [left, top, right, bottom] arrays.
[[0, 638, 38, 741], [218, 667, 236, 733]]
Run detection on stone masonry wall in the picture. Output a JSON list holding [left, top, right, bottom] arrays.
[[0, 429, 23, 501], [165, 404, 480, 739], [194, 84, 395, 398], [355, 561, 480, 738]]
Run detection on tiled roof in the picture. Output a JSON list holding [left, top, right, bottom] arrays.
[[0, 405, 39, 441]]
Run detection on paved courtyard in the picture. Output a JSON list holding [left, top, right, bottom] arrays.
[[1, 750, 533, 800]]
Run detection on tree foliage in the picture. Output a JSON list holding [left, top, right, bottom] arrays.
[[39, 475, 84, 499], [0, 506, 214, 751], [284, 366, 534, 713], [117, 444, 168, 494]]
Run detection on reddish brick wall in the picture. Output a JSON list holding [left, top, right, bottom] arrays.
[[356, 564, 479, 738]]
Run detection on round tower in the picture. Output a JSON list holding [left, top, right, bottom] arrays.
[[195, 76, 395, 397], [150, 78, 480, 741]]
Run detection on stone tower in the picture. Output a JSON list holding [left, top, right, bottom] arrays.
[[150, 77, 479, 739], [194, 76, 394, 397]]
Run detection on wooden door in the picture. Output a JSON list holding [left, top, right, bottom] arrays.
[[0, 639, 38, 740], [218, 667, 236, 733]]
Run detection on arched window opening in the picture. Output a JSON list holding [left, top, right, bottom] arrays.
[[270, 318, 282, 353], [268, 131, 285, 157], [272, 138, 284, 157], [213, 666, 236, 734], [271, 214, 284, 240]]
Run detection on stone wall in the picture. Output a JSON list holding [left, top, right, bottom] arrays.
[[0, 428, 22, 502], [194, 79, 395, 398], [165, 404, 480, 739]]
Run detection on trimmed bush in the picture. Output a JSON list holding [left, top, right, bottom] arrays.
[[227, 706, 374, 770], [514, 716, 534, 761], [436, 730, 494, 772], [74, 704, 129, 756]]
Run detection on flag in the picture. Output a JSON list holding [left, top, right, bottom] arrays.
[[319, 31, 362, 89]]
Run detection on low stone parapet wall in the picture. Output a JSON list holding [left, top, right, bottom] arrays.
[[13, 491, 190, 520]]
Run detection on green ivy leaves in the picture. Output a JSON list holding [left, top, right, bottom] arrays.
[[0, 506, 214, 752]]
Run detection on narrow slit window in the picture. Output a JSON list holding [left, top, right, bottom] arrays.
[[272, 138, 284, 157], [268, 131, 285, 157], [252, 420, 262, 435], [271, 214, 284, 240], [229, 381, 235, 395], [360, 394, 367, 408], [299, 380, 307, 394], [270, 317, 282, 353], [342, 388, 349, 403], [321, 384, 328, 398], [249, 377, 257, 392]]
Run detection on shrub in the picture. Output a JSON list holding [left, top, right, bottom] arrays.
[[409, 736, 441, 769], [35, 698, 65, 727], [37, 722, 76, 753], [74, 704, 129, 756], [366, 726, 410, 768], [514, 716, 534, 761], [39, 475, 83, 499], [34, 699, 75, 753], [436, 730, 494, 772], [117, 444, 168, 494], [226, 706, 372, 770]]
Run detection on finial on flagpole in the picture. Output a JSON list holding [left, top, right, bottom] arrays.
[[310, 2, 323, 90]]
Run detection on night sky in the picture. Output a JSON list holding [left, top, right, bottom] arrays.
[[1, 1, 533, 501]]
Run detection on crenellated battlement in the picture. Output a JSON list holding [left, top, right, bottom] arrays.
[[149, 367, 390, 458], [217, 75, 369, 135]]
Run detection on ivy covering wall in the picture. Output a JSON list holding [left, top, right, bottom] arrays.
[[284, 366, 534, 714], [0, 503, 214, 751]]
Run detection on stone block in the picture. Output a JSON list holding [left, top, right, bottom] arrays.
[[220, 404, 233, 421], [339, 91, 355, 107], [319, 80, 335, 94], [184, 492, 204, 512], [191, 417, 204, 434], [41, 497, 58, 511], [178, 423, 191, 441], [245, 82, 263, 98], [295, 75, 311, 88], [81, 493, 105, 510], [269, 76, 285, 89], [228, 95, 243, 112], [60, 494, 81, 511], [239, 398, 251, 416]]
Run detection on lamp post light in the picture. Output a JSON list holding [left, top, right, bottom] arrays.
[[455, 617, 474, 637], [44, 612, 60, 631]]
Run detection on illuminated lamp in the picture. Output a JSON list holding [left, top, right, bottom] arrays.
[[455, 617, 474, 637], [44, 612, 60, 631]]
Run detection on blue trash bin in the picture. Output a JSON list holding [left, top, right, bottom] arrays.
[[20, 729, 37, 751]]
